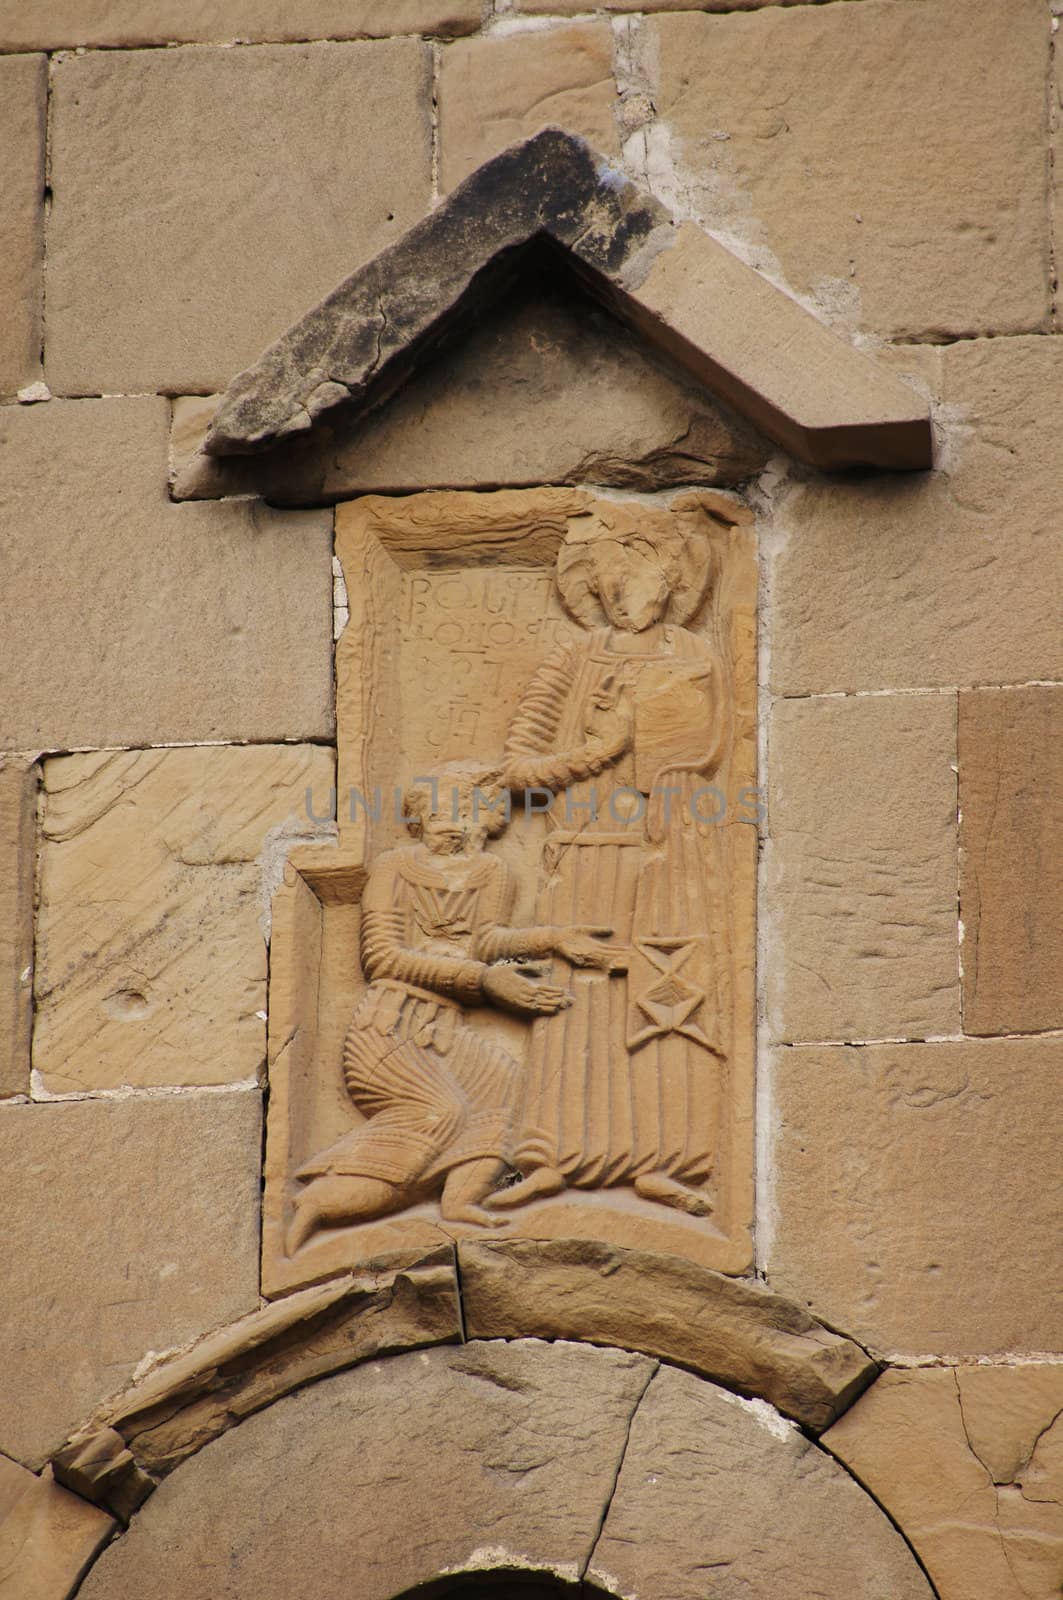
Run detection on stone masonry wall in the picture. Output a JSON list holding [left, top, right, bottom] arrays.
[[0, 4, 1061, 1598]]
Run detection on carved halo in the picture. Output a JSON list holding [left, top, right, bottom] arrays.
[[556, 503, 717, 628]]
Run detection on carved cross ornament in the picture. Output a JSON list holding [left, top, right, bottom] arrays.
[[194, 130, 932, 1295]]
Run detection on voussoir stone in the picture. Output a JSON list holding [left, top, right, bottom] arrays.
[[46, 40, 432, 394], [0, 1090, 261, 1469], [33, 745, 335, 1094], [0, 0, 479, 49], [823, 1365, 1063, 1600], [646, 0, 1049, 339], [0, 1459, 116, 1600], [959, 686, 1063, 1037], [588, 1363, 932, 1600], [765, 692, 959, 1043], [767, 1037, 1063, 1357], [0, 55, 45, 397], [77, 1341, 658, 1599], [0, 754, 37, 1100], [770, 340, 1063, 696], [438, 23, 621, 193], [0, 397, 333, 750], [459, 1238, 875, 1432]]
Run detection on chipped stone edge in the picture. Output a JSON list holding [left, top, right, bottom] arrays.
[[47, 1239, 877, 1527]]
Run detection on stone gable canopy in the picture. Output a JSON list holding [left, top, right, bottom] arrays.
[[204, 127, 933, 476]]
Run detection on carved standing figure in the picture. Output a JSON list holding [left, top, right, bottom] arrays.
[[287, 762, 618, 1252], [489, 504, 731, 1219]]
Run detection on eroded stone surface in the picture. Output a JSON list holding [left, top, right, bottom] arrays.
[[78, 1341, 657, 1599], [589, 1363, 932, 1599], [765, 693, 959, 1043], [34, 745, 335, 1094], [46, 41, 432, 394], [0, 55, 45, 396], [204, 129, 932, 472], [0, 397, 333, 750], [770, 338, 1063, 693], [0, 1090, 261, 1469], [459, 1238, 876, 1431], [0, 755, 36, 1100], [647, 0, 1049, 339], [824, 1365, 1063, 1600], [959, 686, 1063, 1037], [0, 0, 479, 48], [0, 1460, 115, 1600], [173, 284, 769, 501], [438, 23, 621, 193], [768, 1038, 1063, 1357]]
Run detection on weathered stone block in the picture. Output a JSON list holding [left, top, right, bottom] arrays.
[[824, 1365, 1063, 1600], [647, 0, 1049, 339], [767, 1038, 1063, 1357], [458, 1237, 876, 1432], [0, 397, 333, 749], [515, 0, 815, 9], [438, 24, 620, 193], [46, 41, 432, 394], [959, 686, 1063, 1037], [0, 1090, 261, 1468], [766, 693, 959, 1043], [0, 1458, 116, 1600], [0, 755, 36, 1100], [78, 1341, 657, 1599], [589, 1363, 931, 1600], [34, 745, 335, 1095], [0, 55, 45, 397], [770, 338, 1063, 693], [0, 0, 480, 48], [172, 284, 769, 501]]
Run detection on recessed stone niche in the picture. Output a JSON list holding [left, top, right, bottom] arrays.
[[182, 128, 931, 1300]]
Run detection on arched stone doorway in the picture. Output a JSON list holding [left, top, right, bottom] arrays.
[[77, 1339, 933, 1600]]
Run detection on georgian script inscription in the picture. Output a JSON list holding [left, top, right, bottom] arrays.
[[263, 488, 756, 1294]]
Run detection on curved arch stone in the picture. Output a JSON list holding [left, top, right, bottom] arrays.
[[50, 1245, 876, 1524], [76, 1340, 933, 1600]]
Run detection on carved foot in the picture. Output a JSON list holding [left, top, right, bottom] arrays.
[[485, 1167, 565, 1210], [286, 1174, 398, 1253], [634, 1172, 714, 1217]]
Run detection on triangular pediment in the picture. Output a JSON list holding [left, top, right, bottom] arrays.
[[202, 128, 932, 476]]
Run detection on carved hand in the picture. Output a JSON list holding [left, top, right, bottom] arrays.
[[483, 962, 571, 1016], [553, 925, 628, 972]]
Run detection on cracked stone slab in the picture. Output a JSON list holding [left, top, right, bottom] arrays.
[[203, 128, 932, 474], [0, 1090, 261, 1470], [76, 1340, 658, 1599], [459, 1238, 877, 1432], [588, 1363, 933, 1599], [33, 745, 335, 1094], [823, 1365, 1063, 1600], [54, 1251, 461, 1517]]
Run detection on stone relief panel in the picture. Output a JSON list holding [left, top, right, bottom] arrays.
[[264, 487, 756, 1295]]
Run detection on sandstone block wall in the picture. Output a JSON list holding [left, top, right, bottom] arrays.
[[0, 5, 1060, 1599]]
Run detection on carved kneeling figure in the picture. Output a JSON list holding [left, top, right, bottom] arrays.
[[287, 763, 621, 1254]]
